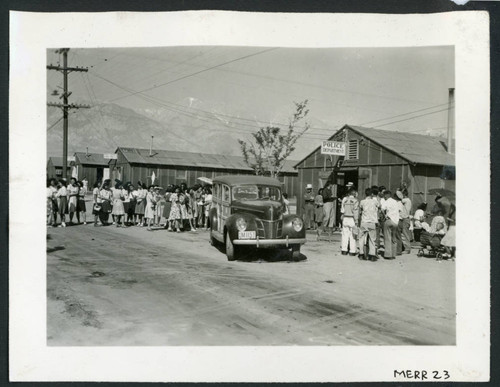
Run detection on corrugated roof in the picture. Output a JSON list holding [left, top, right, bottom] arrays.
[[348, 126, 455, 166], [117, 147, 298, 174], [48, 157, 64, 167], [74, 152, 108, 166], [294, 124, 455, 167]]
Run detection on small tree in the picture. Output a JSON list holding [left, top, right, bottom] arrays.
[[238, 100, 310, 178]]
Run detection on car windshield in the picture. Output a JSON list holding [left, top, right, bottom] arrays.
[[232, 185, 281, 201]]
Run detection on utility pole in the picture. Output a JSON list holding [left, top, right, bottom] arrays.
[[47, 48, 90, 179]]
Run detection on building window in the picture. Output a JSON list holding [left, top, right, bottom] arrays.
[[176, 169, 187, 180], [347, 140, 359, 160], [222, 185, 230, 202]]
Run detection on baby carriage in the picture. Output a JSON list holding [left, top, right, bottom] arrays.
[[416, 216, 452, 261]]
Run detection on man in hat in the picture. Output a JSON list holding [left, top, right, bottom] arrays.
[[303, 184, 315, 229], [320, 180, 337, 235]]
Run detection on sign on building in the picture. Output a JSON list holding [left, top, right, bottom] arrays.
[[103, 153, 117, 160], [321, 141, 346, 155]]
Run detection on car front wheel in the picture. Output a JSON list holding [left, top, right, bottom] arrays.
[[291, 244, 301, 261], [226, 231, 238, 261]]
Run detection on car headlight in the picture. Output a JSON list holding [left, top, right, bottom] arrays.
[[236, 218, 247, 231], [292, 217, 303, 232]]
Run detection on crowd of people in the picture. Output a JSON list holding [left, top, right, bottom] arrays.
[[47, 176, 455, 261], [47, 178, 213, 232], [304, 182, 456, 261]]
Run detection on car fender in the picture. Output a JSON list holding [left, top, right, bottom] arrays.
[[224, 213, 258, 242], [209, 207, 218, 231], [282, 214, 306, 239]]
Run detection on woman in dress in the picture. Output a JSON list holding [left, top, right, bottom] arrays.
[[203, 187, 212, 230], [98, 180, 113, 226], [187, 188, 198, 231], [123, 183, 134, 226], [144, 185, 157, 231], [153, 186, 163, 227], [56, 179, 68, 227], [77, 181, 87, 225], [67, 177, 79, 225], [121, 182, 131, 226], [92, 181, 102, 226], [111, 182, 125, 227], [440, 203, 456, 258], [168, 187, 182, 233], [46, 178, 58, 227], [162, 186, 173, 230], [134, 182, 146, 226]]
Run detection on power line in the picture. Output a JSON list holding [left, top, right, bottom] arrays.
[[90, 70, 453, 141], [107, 47, 278, 103], [47, 116, 63, 131], [373, 107, 451, 128], [358, 102, 451, 126]]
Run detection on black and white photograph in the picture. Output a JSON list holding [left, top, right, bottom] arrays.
[[44, 44, 457, 346], [9, 10, 490, 383]]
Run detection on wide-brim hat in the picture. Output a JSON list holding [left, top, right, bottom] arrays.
[[396, 190, 404, 200]]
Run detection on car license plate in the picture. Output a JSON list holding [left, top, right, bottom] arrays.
[[238, 231, 256, 239]]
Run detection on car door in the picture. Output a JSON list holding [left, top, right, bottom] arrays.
[[219, 184, 230, 233]]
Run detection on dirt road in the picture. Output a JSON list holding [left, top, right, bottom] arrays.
[[47, 224, 455, 345]]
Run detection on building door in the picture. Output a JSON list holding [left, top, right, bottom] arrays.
[[358, 168, 372, 196], [96, 167, 104, 182]]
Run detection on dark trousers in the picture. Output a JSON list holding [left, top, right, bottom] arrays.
[[395, 220, 403, 254], [376, 219, 385, 250], [304, 203, 315, 229], [399, 218, 412, 252]]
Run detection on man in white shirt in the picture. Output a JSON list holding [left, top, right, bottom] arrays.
[[358, 187, 380, 261], [340, 188, 359, 256], [381, 190, 399, 259], [399, 189, 412, 254]]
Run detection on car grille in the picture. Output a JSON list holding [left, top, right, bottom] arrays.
[[256, 219, 283, 239]]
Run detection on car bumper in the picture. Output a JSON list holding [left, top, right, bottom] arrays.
[[233, 236, 307, 247]]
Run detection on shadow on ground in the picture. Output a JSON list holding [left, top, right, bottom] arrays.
[[211, 241, 307, 263], [47, 245, 66, 253]]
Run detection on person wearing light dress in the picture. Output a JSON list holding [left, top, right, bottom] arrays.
[[111, 182, 125, 227], [144, 185, 158, 230]]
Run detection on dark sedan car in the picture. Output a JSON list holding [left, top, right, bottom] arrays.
[[209, 175, 306, 261]]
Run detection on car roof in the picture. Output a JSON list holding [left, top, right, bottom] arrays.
[[214, 175, 282, 187]]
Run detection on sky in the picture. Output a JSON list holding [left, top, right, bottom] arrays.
[[46, 46, 454, 160]]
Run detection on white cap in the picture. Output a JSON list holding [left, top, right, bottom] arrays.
[[346, 182, 354, 187], [306, 184, 313, 189]]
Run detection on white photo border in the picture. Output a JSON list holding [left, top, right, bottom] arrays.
[[9, 10, 490, 382]]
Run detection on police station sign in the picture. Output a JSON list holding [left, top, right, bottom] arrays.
[[321, 141, 346, 155]]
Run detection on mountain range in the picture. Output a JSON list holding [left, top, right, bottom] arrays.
[[46, 100, 446, 160]]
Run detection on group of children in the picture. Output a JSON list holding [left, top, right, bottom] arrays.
[[91, 180, 213, 232], [46, 177, 88, 227]]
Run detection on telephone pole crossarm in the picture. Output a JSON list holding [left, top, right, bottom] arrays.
[[46, 48, 90, 180], [46, 65, 88, 73], [47, 102, 91, 109]]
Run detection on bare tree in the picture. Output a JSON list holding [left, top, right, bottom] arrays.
[[238, 100, 310, 178]]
